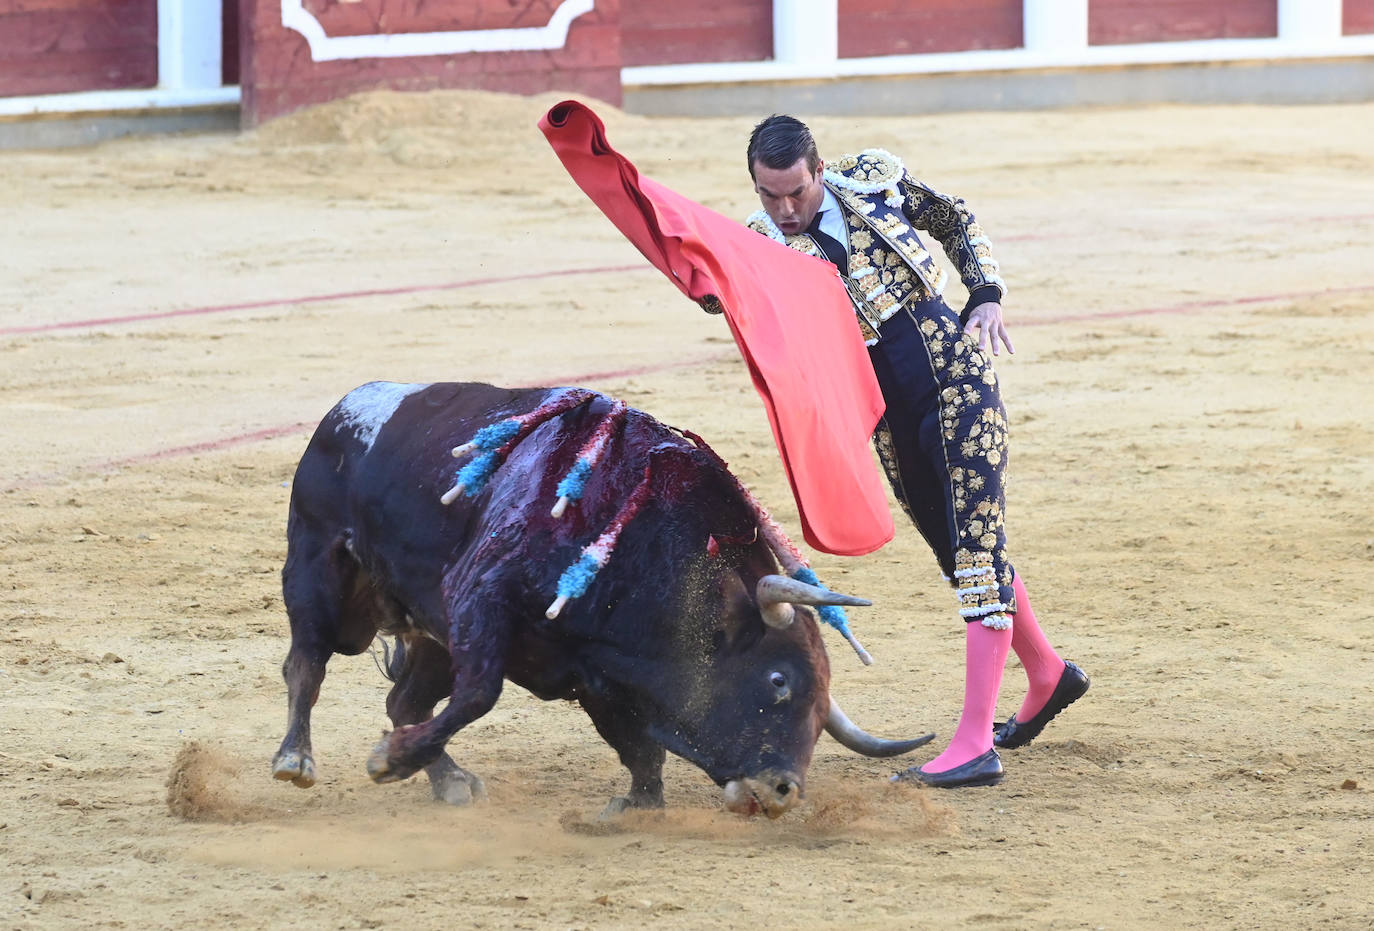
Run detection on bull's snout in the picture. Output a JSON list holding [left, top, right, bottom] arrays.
[[723, 770, 803, 819]]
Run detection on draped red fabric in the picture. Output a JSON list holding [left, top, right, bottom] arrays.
[[538, 101, 893, 556]]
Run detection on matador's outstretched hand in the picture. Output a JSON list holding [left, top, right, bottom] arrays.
[[964, 301, 1016, 357]]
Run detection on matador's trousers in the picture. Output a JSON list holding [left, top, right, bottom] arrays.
[[866, 294, 1018, 627]]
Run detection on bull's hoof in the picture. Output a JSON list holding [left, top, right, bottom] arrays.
[[271, 750, 316, 788], [598, 796, 633, 821], [429, 765, 487, 806], [597, 791, 663, 821], [365, 737, 407, 784]]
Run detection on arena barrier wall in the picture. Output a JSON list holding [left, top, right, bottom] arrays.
[[2, 0, 1374, 140]]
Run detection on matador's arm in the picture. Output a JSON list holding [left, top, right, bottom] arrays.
[[899, 176, 1007, 313]]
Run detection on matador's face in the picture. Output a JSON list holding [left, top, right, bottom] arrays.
[[752, 157, 826, 237]]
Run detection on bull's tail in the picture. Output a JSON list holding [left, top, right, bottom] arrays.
[[368, 636, 400, 683]]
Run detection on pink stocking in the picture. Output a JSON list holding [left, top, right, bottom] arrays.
[[921, 620, 1011, 774], [1009, 573, 1067, 721]]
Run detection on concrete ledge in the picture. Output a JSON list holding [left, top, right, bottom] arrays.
[[0, 104, 239, 151], [623, 57, 1374, 117]]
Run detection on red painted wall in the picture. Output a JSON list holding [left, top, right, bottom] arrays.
[[1346, 0, 1374, 34], [1089, 0, 1276, 45], [621, 0, 771, 66], [0, 0, 158, 98], [241, 0, 621, 126], [839, 0, 1022, 57]]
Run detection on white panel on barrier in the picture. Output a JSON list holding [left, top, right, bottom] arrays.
[[1023, 0, 1088, 53], [158, 0, 224, 90], [1278, 0, 1343, 43], [279, 0, 595, 62], [773, 0, 838, 65]]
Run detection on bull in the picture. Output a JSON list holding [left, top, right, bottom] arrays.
[[271, 381, 929, 818]]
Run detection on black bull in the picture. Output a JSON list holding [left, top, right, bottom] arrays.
[[272, 382, 929, 818]]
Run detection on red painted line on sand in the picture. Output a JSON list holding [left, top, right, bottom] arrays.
[[5, 352, 735, 492], [1022, 283, 1374, 326], [0, 264, 649, 337], [10, 210, 1374, 338], [95, 422, 316, 471], [1000, 211, 1374, 245], [8, 282, 1373, 491]]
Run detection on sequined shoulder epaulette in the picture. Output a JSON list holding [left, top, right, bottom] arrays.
[[824, 149, 906, 204], [746, 210, 786, 243], [745, 210, 822, 258]]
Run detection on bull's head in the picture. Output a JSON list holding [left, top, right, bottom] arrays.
[[716, 574, 929, 816], [616, 565, 928, 820], [481, 416, 930, 819]]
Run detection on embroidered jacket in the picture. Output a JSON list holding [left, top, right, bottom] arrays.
[[746, 149, 1006, 342]]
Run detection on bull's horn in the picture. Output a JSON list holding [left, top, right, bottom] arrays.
[[757, 574, 873, 608], [755, 574, 872, 629], [824, 697, 935, 758]]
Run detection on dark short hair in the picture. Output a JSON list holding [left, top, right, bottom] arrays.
[[747, 115, 820, 179]]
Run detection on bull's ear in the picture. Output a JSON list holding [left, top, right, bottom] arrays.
[[718, 570, 752, 630], [712, 570, 766, 652], [708, 628, 727, 656]]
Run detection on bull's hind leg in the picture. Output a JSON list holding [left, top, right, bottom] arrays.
[[580, 694, 666, 819], [383, 636, 487, 806], [273, 535, 380, 788]]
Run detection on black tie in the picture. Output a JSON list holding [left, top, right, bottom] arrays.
[[806, 212, 849, 277]]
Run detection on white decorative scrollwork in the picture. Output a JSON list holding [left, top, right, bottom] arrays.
[[280, 0, 595, 62]]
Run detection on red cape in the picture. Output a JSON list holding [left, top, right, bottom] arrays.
[[539, 101, 893, 556]]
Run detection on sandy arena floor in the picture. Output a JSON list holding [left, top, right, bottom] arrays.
[[2, 90, 1372, 929]]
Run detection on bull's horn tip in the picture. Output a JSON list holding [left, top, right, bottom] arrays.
[[545, 595, 569, 619], [451, 443, 475, 458], [439, 484, 464, 505], [551, 496, 570, 519]]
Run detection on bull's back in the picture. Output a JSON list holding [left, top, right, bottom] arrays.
[[298, 381, 536, 493], [284, 382, 566, 633], [288, 380, 720, 635]]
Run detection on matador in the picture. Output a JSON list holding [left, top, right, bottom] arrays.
[[739, 115, 1090, 788]]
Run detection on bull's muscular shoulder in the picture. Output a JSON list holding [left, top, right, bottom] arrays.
[[333, 381, 430, 451], [824, 149, 906, 193]]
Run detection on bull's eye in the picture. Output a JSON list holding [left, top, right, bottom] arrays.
[[768, 671, 790, 703]]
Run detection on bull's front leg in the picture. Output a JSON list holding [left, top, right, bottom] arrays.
[[581, 694, 666, 819], [381, 635, 487, 806], [367, 587, 510, 787], [367, 661, 505, 786]]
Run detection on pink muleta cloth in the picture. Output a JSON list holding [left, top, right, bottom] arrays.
[[539, 100, 893, 556]]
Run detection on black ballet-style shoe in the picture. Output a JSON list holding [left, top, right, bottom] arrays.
[[994, 661, 1090, 749], [891, 749, 1004, 789]]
